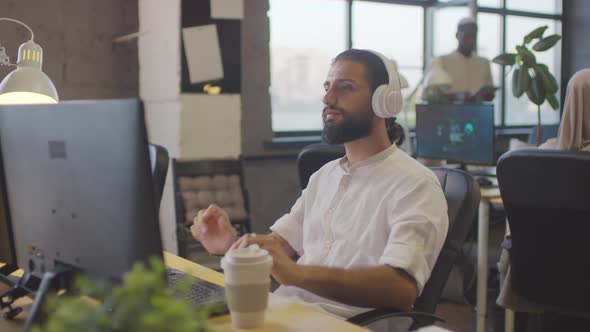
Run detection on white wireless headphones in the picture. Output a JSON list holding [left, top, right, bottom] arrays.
[[366, 50, 403, 119]]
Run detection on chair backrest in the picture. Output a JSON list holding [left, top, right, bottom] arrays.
[[149, 143, 169, 214], [497, 149, 590, 315], [296, 144, 480, 325], [413, 167, 480, 321], [172, 158, 250, 259], [528, 124, 560, 145], [297, 143, 345, 190]]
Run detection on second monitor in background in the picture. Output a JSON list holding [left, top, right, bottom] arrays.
[[415, 103, 495, 166]]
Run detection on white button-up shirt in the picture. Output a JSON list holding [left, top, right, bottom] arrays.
[[270, 144, 449, 318], [435, 51, 494, 94]]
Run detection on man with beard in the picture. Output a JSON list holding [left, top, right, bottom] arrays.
[[190, 49, 448, 327], [426, 17, 496, 103]]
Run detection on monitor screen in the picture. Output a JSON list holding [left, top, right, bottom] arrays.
[[0, 99, 163, 280], [415, 103, 495, 165], [0, 154, 15, 267], [0, 198, 15, 267]]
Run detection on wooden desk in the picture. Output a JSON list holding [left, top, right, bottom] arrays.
[[0, 253, 368, 332], [476, 187, 504, 332]]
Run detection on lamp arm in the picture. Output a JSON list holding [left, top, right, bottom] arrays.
[[400, 73, 427, 125], [405, 75, 426, 106], [0, 18, 34, 41]]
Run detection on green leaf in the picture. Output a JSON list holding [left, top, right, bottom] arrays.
[[532, 34, 562, 52], [533, 64, 559, 94], [512, 66, 531, 98], [526, 74, 546, 105], [524, 26, 548, 44], [516, 45, 536, 66], [35, 256, 214, 332], [546, 93, 559, 110], [492, 53, 517, 66]]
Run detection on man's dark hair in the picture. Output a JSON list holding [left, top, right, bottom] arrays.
[[332, 49, 405, 146]]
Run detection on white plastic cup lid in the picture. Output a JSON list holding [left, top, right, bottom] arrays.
[[224, 244, 270, 265]]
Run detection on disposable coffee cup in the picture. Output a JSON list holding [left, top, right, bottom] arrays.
[[221, 245, 273, 329]]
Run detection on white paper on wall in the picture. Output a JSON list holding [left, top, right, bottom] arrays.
[[210, 0, 244, 20], [179, 94, 241, 159], [181, 24, 224, 84]]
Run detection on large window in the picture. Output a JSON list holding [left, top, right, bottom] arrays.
[[269, 0, 563, 133], [269, 0, 425, 133], [352, 2, 424, 128], [506, 0, 561, 15], [269, 0, 346, 132], [476, 13, 503, 125]]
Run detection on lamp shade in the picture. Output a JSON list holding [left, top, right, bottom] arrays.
[[0, 40, 58, 104]]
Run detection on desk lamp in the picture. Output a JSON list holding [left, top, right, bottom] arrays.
[[0, 18, 58, 104]]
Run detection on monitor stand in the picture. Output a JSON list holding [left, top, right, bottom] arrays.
[[23, 268, 74, 332], [0, 270, 40, 320], [0, 264, 18, 284]]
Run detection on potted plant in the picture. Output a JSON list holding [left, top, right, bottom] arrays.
[[492, 26, 561, 146], [32, 257, 218, 332]]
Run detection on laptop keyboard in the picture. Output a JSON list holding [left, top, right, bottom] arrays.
[[166, 267, 228, 315]]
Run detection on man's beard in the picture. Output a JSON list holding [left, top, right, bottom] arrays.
[[321, 107, 374, 145]]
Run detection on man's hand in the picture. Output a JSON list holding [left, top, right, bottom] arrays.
[[231, 234, 418, 310], [471, 85, 497, 102], [232, 233, 302, 286], [190, 204, 237, 255]]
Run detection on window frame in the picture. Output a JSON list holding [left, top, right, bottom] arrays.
[[269, 0, 564, 136]]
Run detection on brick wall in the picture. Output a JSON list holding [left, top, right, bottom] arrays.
[[0, 0, 139, 100]]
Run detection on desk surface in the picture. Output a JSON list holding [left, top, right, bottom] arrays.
[[481, 187, 503, 206], [0, 253, 368, 332]]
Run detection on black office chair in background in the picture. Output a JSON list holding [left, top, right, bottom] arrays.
[[497, 149, 590, 329], [172, 158, 251, 264], [149, 143, 169, 214], [297, 143, 345, 190], [527, 124, 560, 146], [296, 144, 481, 330]]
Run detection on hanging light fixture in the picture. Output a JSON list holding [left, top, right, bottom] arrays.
[[0, 18, 58, 104]]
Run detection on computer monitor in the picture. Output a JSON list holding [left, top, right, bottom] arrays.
[[0, 186, 16, 268], [0, 99, 163, 281], [415, 103, 495, 165]]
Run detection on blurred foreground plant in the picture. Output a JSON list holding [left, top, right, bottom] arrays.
[[32, 257, 217, 332]]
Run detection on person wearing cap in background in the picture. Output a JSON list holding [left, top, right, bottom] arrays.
[[191, 49, 449, 331], [426, 17, 496, 103]]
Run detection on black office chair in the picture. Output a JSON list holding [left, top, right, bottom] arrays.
[[172, 158, 251, 260], [149, 143, 169, 214], [296, 144, 481, 330], [497, 149, 590, 324], [297, 143, 345, 190]]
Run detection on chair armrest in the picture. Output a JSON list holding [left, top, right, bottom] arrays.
[[346, 308, 444, 327], [0, 264, 18, 287]]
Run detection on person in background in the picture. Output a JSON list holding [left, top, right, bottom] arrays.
[[539, 69, 590, 151], [191, 49, 449, 331], [426, 17, 496, 103], [497, 68, 590, 330]]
